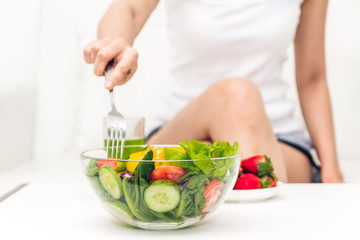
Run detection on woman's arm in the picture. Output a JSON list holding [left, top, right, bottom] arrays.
[[294, 0, 343, 182], [83, 0, 159, 89]]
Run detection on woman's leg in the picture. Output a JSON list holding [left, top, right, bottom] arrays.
[[147, 78, 311, 182], [279, 142, 312, 183]]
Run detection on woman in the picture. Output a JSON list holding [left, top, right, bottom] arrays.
[[83, 0, 343, 183]]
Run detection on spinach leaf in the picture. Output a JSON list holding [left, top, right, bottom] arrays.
[[176, 170, 201, 184], [176, 174, 207, 218], [122, 177, 143, 219], [122, 177, 155, 221], [134, 150, 154, 182], [88, 176, 113, 201], [193, 186, 206, 216], [86, 159, 99, 177], [122, 150, 157, 221]]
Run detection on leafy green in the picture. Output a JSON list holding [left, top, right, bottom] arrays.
[[176, 170, 201, 184], [164, 147, 188, 160], [134, 150, 154, 182], [104, 200, 133, 219], [164, 148, 197, 171], [123, 177, 151, 220], [122, 150, 157, 221], [179, 140, 213, 159], [176, 174, 207, 218], [88, 176, 113, 201], [179, 140, 240, 180], [86, 159, 99, 177], [212, 140, 240, 179], [211, 140, 240, 158]]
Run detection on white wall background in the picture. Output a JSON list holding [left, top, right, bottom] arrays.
[[0, 0, 359, 171]]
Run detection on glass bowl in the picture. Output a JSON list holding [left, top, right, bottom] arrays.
[[81, 145, 241, 230]]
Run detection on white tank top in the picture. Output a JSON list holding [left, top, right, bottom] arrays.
[[153, 0, 305, 134]]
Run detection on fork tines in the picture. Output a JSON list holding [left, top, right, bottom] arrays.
[[106, 127, 123, 159]]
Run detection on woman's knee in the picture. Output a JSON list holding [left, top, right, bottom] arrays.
[[209, 77, 264, 119]]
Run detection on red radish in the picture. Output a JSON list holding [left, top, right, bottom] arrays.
[[97, 160, 118, 169], [201, 179, 225, 214], [233, 173, 261, 190], [241, 155, 274, 177], [150, 165, 186, 183], [261, 176, 277, 188]]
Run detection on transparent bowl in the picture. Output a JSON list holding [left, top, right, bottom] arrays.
[[81, 145, 241, 230]]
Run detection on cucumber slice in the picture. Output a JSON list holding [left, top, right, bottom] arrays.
[[99, 165, 123, 199], [144, 180, 180, 213], [104, 201, 133, 219], [88, 176, 113, 201]]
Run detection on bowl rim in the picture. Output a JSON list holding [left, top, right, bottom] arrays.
[[81, 144, 241, 162]]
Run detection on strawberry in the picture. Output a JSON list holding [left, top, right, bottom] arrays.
[[238, 167, 244, 177], [233, 173, 261, 190], [241, 155, 274, 177], [260, 175, 277, 188]]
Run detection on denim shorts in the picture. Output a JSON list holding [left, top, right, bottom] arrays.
[[146, 127, 321, 183]]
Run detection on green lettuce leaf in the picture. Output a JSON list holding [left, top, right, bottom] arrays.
[[179, 140, 240, 180], [164, 148, 198, 171]]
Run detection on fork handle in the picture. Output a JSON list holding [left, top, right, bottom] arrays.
[[109, 89, 117, 112], [104, 59, 115, 79], [105, 60, 117, 111]]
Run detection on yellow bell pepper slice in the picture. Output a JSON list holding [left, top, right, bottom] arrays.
[[126, 150, 147, 173], [126, 146, 186, 172]]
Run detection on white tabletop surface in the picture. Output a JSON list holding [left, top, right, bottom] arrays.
[[1, 160, 359, 240]]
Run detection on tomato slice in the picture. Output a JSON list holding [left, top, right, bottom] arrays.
[[150, 165, 186, 183], [201, 179, 225, 214], [97, 159, 118, 169]]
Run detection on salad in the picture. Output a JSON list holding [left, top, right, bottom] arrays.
[[85, 140, 240, 225]]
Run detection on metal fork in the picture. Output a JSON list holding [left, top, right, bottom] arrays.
[[104, 63, 127, 159]]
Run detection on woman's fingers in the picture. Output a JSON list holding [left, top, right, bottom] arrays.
[[83, 38, 139, 89], [93, 39, 126, 76], [105, 47, 138, 90], [83, 39, 109, 64]]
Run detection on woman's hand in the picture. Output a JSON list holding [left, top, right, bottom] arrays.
[[321, 165, 344, 183], [83, 37, 138, 90]]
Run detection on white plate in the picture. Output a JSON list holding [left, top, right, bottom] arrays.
[[226, 182, 283, 202]]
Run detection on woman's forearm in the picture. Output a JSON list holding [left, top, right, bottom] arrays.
[[297, 78, 341, 171], [97, 0, 158, 44], [294, 0, 342, 182]]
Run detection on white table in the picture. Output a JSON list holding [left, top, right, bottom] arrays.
[[1, 162, 360, 240]]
